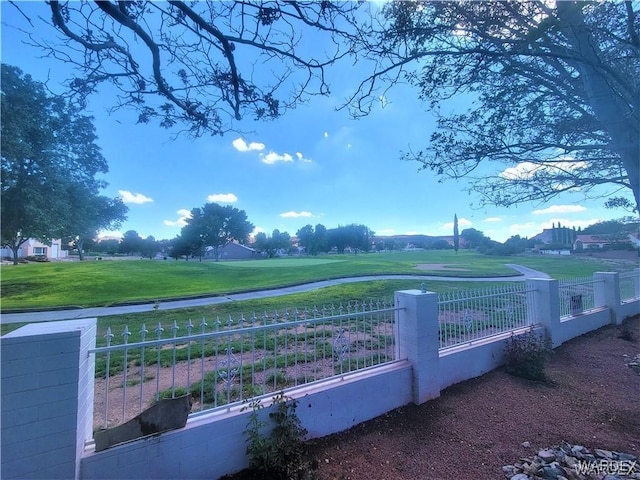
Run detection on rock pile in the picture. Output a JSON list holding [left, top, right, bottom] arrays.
[[503, 442, 639, 479], [624, 353, 640, 375]]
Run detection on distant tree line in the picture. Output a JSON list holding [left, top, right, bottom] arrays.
[[296, 224, 374, 255], [88, 215, 637, 261]]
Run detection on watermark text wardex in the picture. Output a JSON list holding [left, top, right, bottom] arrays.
[[575, 459, 637, 476]]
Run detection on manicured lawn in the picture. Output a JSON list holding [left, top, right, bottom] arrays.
[[0, 250, 619, 310], [0, 279, 501, 337]]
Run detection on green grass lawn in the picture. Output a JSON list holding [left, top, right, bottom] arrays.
[[0, 250, 624, 311]]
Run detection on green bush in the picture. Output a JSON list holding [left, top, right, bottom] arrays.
[[25, 255, 49, 262], [504, 330, 551, 381], [244, 393, 313, 480]]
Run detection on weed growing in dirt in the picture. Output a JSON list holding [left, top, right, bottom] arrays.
[[617, 320, 636, 342], [244, 392, 315, 479], [504, 330, 551, 381]]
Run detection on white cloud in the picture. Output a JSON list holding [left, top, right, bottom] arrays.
[[509, 222, 538, 235], [295, 152, 312, 163], [500, 160, 587, 180], [377, 228, 395, 235], [485, 217, 502, 223], [500, 162, 540, 180], [232, 138, 265, 152], [280, 211, 313, 218], [118, 190, 153, 204], [164, 209, 192, 227], [260, 152, 294, 165], [532, 205, 587, 215], [207, 193, 238, 203], [441, 217, 472, 230], [323, 131, 329, 138]]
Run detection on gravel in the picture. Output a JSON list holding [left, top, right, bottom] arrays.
[[303, 317, 639, 480]]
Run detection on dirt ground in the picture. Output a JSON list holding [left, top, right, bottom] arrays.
[[300, 316, 639, 480], [224, 316, 639, 479]]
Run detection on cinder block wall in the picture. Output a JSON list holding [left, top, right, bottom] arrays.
[[79, 362, 413, 479], [1, 319, 96, 480]]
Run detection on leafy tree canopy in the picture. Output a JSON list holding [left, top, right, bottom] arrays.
[[581, 217, 639, 240], [326, 224, 374, 253], [1, 64, 125, 263], [352, 1, 639, 212], [179, 202, 254, 261], [252, 229, 292, 258], [18, 0, 369, 137], [296, 224, 328, 256], [65, 183, 128, 260], [460, 228, 491, 250], [119, 230, 144, 255]]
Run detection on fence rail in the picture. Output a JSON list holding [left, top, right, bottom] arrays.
[[558, 276, 601, 318], [90, 301, 398, 430], [437, 283, 532, 349], [89, 271, 640, 432]]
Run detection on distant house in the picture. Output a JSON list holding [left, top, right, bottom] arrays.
[[204, 242, 260, 261], [573, 234, 636, 251], [573, 235, 612, 250], [532, 225, 577, 247], [628, 233, 640, 248], [1, 238, 67, 260]]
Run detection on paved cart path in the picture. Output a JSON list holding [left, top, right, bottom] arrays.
[[0, 264, 549, 324]]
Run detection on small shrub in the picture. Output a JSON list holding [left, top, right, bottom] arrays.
[[618, 321, 636, 342], [244, 392, 313, 480], [266, 371, 290, 388], [504, 330, 551, 381], [25, 255, 49, 262]]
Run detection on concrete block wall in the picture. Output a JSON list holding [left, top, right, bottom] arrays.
[[439, 326, 543, 390], [1, 318, 96, 480], [79, 361, 413, 479]]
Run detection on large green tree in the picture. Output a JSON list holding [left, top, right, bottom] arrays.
[[65, 184, 128, 260], [326, 224, 374, 253], [179, 203, 254, 261], [15, 1, 368, 137], [460, 228, 491, 250], [296, 223, 328, 256], [351, 1, 639, 212], [118, 230, 143, 255], [253, 229, 292, 258], [1, 64, 125, 264]]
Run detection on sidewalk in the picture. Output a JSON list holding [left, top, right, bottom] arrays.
[[1, 265, 549, 324]]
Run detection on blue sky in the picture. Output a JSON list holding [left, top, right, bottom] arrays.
[[1, 2, 627, 243]]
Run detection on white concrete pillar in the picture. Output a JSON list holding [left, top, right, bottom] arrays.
[[394, 290, 440, 405], [594, 272, 621, 324], [526, 279, 561, 347], [1, 318, 96, 480]]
